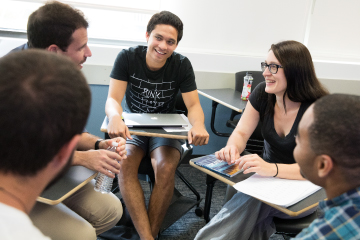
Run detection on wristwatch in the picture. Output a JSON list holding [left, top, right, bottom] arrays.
[[94, 139, 103, 150]]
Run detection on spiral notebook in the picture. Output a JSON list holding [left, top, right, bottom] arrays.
[[193, 154, 243, 178]]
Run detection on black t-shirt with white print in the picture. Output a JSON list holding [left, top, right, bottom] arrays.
[[110, 45, 196, 113]]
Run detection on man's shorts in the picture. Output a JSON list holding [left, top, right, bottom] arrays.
[[126, 135, 185, 158]]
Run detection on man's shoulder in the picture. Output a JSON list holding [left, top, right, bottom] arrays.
[[9, 42, 30, 53], [127, 45, 147, 55], [294, 191, 360, 239], [118, 45, 146, 63], [166, 51, 192, 71], [171, 51, 189, 62], [0, 203, 51, 240], [331, 189, 360, 218], [316, 194, 360, 238]]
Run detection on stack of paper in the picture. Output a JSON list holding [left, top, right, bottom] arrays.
[[233, 174, 322, 207]]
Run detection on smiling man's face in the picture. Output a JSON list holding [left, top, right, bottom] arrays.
[[61, 27, 92, 69], [145, 24, 178, 71], [294, 105, 319, 183]]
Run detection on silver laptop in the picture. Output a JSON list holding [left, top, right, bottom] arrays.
[[123, 113, 188, 128]]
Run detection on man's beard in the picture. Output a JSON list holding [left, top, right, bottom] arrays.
[[44, 151, 74, 190]]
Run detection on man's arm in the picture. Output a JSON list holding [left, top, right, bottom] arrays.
[[182, 90, 209, 146], [77, 132, 126, 152], [73, 132, 127, 178], [105, 78, 132, 139], [76, 132, 100, 151]]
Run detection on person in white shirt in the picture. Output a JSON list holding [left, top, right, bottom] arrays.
[[0, 50, 113, 239], [9, 2, 126, 239]]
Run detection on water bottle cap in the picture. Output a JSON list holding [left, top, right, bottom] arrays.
[[112, 142, 119, 147]]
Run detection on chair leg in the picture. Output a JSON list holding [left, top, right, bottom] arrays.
[[204, 174, 218, 223], [146, 175, 154, 193], [111, 175, 120, 194], [175, 169, 201, 203], [210, 101, 231, 137]]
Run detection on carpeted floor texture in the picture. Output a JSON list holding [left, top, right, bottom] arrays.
[[98, 164, 286, 240]]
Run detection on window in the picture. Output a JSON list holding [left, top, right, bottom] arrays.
[[0, 0, 159, 43]]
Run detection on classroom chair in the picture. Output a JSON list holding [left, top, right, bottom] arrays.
[[210, 71, 264, 141], [225, 71, 264, 128]]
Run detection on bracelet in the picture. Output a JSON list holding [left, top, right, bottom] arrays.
[[273, 163, 278, 177], [94, 139, 103, 150]]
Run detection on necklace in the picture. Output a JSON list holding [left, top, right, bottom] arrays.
[[0, 186, 28, 213]]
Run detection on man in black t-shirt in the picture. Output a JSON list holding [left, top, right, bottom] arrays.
[[106, 11, 209, 239]]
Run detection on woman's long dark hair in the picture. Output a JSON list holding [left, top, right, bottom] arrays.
[[267, 40, 328, 115]]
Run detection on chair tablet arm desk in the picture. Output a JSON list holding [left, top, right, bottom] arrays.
[[37, 166, 97, 205]]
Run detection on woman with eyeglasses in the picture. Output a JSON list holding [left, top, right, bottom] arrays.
[[195, 40, 328, 240]]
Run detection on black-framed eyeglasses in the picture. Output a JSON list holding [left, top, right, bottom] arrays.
[[261, 62, 283, 74]]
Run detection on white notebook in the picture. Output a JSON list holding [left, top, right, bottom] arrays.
[[233, 174, 322, 207]]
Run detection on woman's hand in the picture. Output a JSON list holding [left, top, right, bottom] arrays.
[[215, 145, 241, 164], [235, 154, 277, 177], [107, 115, 132, 140]]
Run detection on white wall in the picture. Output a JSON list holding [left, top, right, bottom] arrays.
[[307, 0, 360, 62], [161, 0, 360, 63], [161, 0, 312, 57], [1, 0, 359, 84]]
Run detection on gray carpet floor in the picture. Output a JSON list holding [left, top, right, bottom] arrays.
[[99, 164, 286, 240]]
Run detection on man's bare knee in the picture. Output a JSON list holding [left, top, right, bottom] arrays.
[[120, 144, 144, 174]]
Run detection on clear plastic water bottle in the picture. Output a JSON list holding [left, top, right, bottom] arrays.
[[241, 72, 253, 101], [94, 142, 119, 193]]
